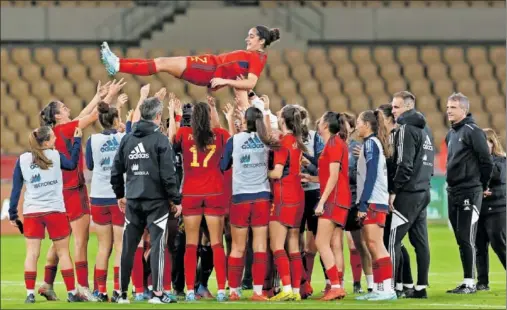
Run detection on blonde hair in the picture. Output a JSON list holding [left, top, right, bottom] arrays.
[[28, 126, 54, 170], [484, 128, 506, 157]]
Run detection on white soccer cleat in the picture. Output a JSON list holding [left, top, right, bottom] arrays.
[[100, 41, 119, 76]]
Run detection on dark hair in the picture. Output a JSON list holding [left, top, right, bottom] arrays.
[[40, 101, 60, 127], [360, 110, 392, 157], [296, 106, 310, 142], [191, 102, 214, 153], [29, 126, 54, 170], [245, 107, 280, 149], [97, 102, 119, 130], [377, 104, 395, 125], [322, 111, 348, 141], [181, 103, 193, 127], [281, 105, 308, 153], [343, 112, 356, 130], [255, 26, 281, 48]]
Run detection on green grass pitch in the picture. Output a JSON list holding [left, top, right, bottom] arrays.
[[1, 223, 505, 309]]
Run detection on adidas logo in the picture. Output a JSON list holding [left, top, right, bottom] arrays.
[[423, 135, 433, 151], [100, 137, 120, 152], [129, 143, 149, 159], [464, 206, 470, 211], [240, 154, 251, 163], [131, 164, 139, 171], [30, 173, 41, 183], [241, 135, 264, 150], [423, 154, 427, 161]]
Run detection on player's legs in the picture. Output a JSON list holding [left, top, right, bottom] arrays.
[[24, 238, 42, 300], [203, 214, 227, 300], [251, 226, 268, 300], [39, 243, 59, 300], [475, 215, 490, 287], [485, 211, 507, 269], [94, 222, 113, 296], [53, 236, 80, 296], [70, 214, 91, 289], [269, 220, 292, 299], [331, 228, 345, 285], [183, 215, 202, 298], [346, 231, 363, 291], [131, 236, 146, 299], [228, 225, 248, 298], [287, 227, 303, 298], [350, 229, 373, 292]]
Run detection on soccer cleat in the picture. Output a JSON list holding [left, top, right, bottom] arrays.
[[446, 284, 476, 294], [38, 283, 59, 301], [300, 281, 313, 299], [403, 286, 415, 298], [148, 292, 176, 304], [134, 293, 145, 301], [251, 293, 269, 301], [185, 292, 197, 302], [269, 290, 294, 301], [25, 293, 36, 304], [242, 281, 253, 290], [262, 289, 274, 298], [96, 293, 109, 302], [93, 289, 99, 298], [165, 292, 178, 303], [100, 42, 119, 76], [395, 289, 406, 298], [173, 290, 186, 300], [292, 292, 302, 301], [353, 282, 364, 294], [67, 292, 84, 302], [356, 291, 377, 301], [365, 291, 398, 301], [321, 283, 331, 294], [197, 284, 214, 299], [476, 283, 490, 291], [117, 292, 130, 304], [216, 291, 228, 302], [78, 286, 98, 302], [110, 291, 120, 303], [229, 291, 241, 301], [407, 288, 427, 299], [320, 287, 346, 301]]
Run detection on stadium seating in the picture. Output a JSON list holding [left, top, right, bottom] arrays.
[[260, 0, 506, 8], [0, 1, 135, 7], [1, 45, 505, 154]]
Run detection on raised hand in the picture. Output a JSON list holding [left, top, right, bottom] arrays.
[[260, 94, 270, 110], [223, 103, 235, 121], [155, 87, 167, 101], [107, 78, 127, 97], [210, 77, 227, 89], [207, 95, 216, 108], [140, 84, 150, 99], [126, 109, 134, 122], [96, 80, 112, 99], [116, 93, 128, 108]]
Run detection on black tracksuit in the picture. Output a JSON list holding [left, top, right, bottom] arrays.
[[389, 109, 434, 287], [445, 114, 493, 280], [111, 119, 181, 293], [476, 155, 506, 286]]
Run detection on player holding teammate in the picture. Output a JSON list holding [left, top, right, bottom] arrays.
[[301, 112, 350, 301], [171, 102, 230, 302], [355, 111, 397, 301], [9, 126, 83, 303], [100, 26, 279, 91], [268, 105, 307, 301], [221, 106, 280, 301]]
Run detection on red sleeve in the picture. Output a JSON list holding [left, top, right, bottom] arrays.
[[55, 120, 79, 138], [273, 147, 288, 166], [174, 127, 186, 151], [249, 52, 265, 77], [328, 137, 344, 163], [217, 128, 230, 146]]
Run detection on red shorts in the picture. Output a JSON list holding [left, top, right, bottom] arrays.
[[63, 185, 90, 222], [362, 206, 388, 227], [230, 199, 270, 228], [182, 194, 225, 216], [181, 55, 217, 87], [91, 205, 125, 226], [320, 203, 349, 228], [270, 201, 304, 228], [24, 212, 71, 241]]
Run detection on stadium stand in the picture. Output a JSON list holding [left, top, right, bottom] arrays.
[[259, 0, 506, 8], [1, 45, 505, 154], [0, 1, 135, 7]]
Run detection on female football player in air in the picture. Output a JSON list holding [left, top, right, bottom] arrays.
[[301, 112, 351, 301], [355, 110, 397, 301], [9, 126, 83, 303], [221, 106, 280, 301], [268, 105, 307, 301], [37, 79, 125, 301], [100, 26, 279, 91]]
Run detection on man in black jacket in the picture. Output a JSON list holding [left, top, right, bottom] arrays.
[[389, 91, 435, 299], [111, 97, 182, 304], [445, 92, 493, 294]]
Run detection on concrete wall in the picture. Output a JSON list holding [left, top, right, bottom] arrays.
[[1, 7, 505, 43]]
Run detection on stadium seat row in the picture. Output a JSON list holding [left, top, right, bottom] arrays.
[[261, 0, 506, 8]]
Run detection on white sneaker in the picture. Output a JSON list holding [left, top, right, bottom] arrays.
[[78, 286, 98, 302]]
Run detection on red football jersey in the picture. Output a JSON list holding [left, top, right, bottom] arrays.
[[318, 135, 351, 208], [174, 126, 230, 196], [215, 50, 267, 79], [53, 120, 85, 189], [272, 134, 303, 204]]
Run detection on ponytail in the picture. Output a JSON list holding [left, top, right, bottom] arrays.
[[40, 101, 59, 127], [281, 105, 308, 153], [322, 111, 348, 141], [97, 101, 119, 130], [28, 126, 54, 170], [361, 110, 392, 158], [191, 102, 214, 153], [245, 107, 280, 149]]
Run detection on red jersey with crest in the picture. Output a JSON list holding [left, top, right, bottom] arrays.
[[318, 135, 351, 208], [272, 134, 303, 205], [174, 126, 230, 196], [53, 120, 85, 189]]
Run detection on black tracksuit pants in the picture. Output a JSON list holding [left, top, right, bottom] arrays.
[[475, 210, 506, 285], [389, 190, 431, 286], [448, 189, 482, 280], [384, 213, 414, 286], [120, 199, 169, 293]]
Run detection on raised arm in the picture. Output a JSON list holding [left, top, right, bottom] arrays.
[[75, 80, 111, 119], [8, 159, 23, 221], [60, 128, 83, 170]]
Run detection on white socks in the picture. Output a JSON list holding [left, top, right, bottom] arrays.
[[383, 278, 393, 292], [186, 289, 194, 296], [396, 283, 404, 291], [463, 278, 475, 287], [283, 285, 292, 293], [366, 275, 374, 290], [292, 288, 300, 294], [331, 284, 341, 289], [27, 289, 34, 296], [404, 283, 414, 289], [218, 289, 225, 295], [253, 285, 263, 295], [415, 285, 427, 291]]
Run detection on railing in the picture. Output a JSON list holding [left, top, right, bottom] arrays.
[[94, 0, 189, 42], [265, 1, 325, 41]]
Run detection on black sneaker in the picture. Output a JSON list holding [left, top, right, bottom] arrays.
[[396, 290, 406, 298], [368, 288, 373, 293], [148, 292, 176, 304], [25, 293, 36, 304], [476, 283, 490, 291], [97, 293, 109, 302], [241, 281, 253, 290], [403, 287, 415, 298], [117, 292, 130, 304], [353, 282, 364, 294], [407, 288, 427, 299], [446, 284, 476, 294], [67, 292, 84, 302], [110, 290, 120, 303]]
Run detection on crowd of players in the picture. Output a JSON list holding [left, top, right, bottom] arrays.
[[8, 77, 506, 304]]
